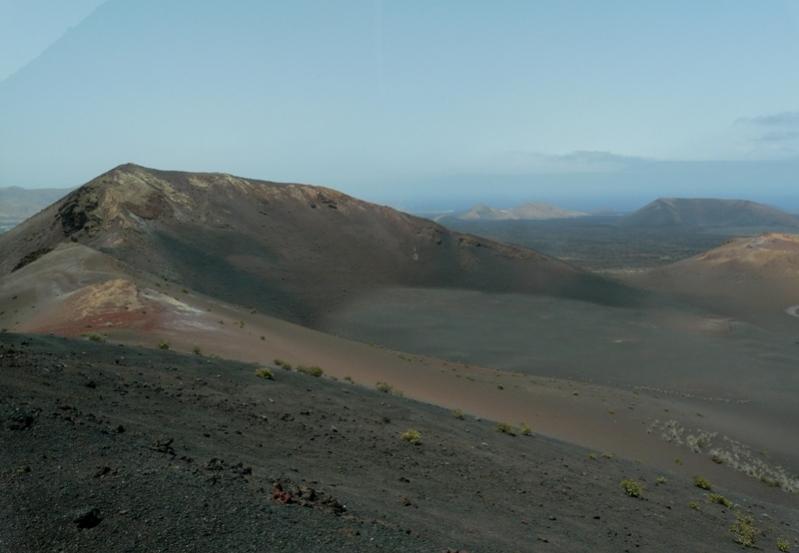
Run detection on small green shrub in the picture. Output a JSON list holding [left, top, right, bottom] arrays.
[[688, 501, 701, 511], [158, 340, 170, 350], [297, 365, 323, 378], [760, 475, 781, 488], [84, 333, 105, 343], [192, 346, 202, 356], [274, 359, 292, 370], [588, 452, 598, 461], [451, 409, 465, 420], [777, 538, 791, 552], [519, 422, 532, 436], [730, 513, 760, 547], [620, 479, 643, 498], [376, 381, 393, 393], [655, 476, 667, 485], [496, 422, 516, 436], [693, 476, 712, 490], [708, 493, 732, 508], [400, 429, 422, 445], [343, 376, 354, 383], [255, 368, 273, 380]]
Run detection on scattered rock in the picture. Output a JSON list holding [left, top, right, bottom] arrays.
[[203, 458, 252, 484], [7, 408, 39, 430], [151, 437, 175, 455], [72, 507, 103, 529], [271, 480, 346, 516]]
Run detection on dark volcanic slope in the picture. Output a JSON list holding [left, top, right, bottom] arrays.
[[3, 333, 797, 552], [621, 198, 799, 228], [0, 164, 637, 324]]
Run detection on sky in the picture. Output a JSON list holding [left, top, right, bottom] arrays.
[[0, 0, 106, 80], [1, 0, 798, 211]]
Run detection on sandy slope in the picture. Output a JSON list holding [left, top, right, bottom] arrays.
[[629, 233, 799, 330], [2, 333, 797, 552], [1, 242, 796, 505], [1, 168, 798, 514]]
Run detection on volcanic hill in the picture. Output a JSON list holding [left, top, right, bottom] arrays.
[[630, 233, 799, 328], [620, 198, 799, 228], [0, 164, 636, 328]]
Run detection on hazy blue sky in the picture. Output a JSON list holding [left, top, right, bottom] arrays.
[[0, 0, 105, 80], [1, 0, 798, 210]]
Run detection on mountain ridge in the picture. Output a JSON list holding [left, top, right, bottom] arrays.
[[0, 185, 71, 225], [452, 201, 587, 221]]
